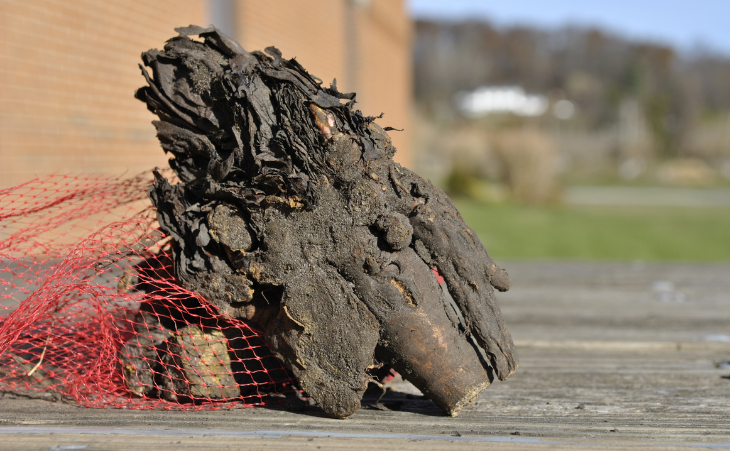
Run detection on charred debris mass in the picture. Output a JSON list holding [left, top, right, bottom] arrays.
[[129, 25, 517, 419]]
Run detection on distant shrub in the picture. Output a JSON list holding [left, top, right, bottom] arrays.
[[492, 128, 561, 203]]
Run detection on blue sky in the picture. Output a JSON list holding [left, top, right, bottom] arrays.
[[408, 0, 730, 56]]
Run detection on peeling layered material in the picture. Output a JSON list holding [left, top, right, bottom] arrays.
[[133, 25, 518, 418]]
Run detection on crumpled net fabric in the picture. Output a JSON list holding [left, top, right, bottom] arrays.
[[0, 171, 298, 409]]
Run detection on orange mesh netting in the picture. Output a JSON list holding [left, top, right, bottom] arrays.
[[0, 172, 296, 409]]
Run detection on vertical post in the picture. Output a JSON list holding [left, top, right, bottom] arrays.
[[344, 0, 371, 94], [208, 0, 238, 39]]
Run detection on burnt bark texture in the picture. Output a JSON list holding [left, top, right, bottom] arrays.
[[136, 25, 517, 418]]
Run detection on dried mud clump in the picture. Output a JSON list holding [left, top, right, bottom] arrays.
[[135, 25, 517, 418]]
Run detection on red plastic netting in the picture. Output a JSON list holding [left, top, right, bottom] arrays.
[[0, 172, 296, 409]]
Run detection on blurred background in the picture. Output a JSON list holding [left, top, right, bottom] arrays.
[[1, 0, 728, 261]]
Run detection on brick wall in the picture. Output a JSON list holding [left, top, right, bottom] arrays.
[[0, 0, 412, 189], [0, 0, 206, 188]]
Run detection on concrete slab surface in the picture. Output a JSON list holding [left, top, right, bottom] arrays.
[[1, 261, 729, 450]]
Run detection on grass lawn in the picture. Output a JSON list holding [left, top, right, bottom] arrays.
[[454, 199, 730, 261]]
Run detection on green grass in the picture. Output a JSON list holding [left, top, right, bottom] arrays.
[[454, 199, 730, 261]]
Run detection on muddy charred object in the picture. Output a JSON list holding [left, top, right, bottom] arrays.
[[136, 25, 518, 418]]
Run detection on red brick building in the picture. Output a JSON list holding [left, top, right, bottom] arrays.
[[0, 0, 412, 188]]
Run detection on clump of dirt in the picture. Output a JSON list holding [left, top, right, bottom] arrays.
[[133, 25, 517, 418]]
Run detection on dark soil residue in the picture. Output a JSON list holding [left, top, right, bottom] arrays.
[[134, 25, 517, 418]]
